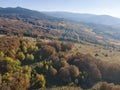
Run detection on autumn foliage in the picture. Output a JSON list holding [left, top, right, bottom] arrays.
[[1, 36, 120, 89]]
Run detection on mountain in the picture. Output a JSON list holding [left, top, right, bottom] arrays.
[[44, 12, 120, 26], [0, 7, 56, 20], [44, 11, 120, 42], [0, 7, 120, 47]]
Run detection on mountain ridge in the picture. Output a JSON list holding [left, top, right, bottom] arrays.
[[0, 7, 57, 20], [0, 7, 120, 47], [43, 11, 120, 26]]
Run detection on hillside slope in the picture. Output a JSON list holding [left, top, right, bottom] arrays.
[[0, 7, 120, 47]]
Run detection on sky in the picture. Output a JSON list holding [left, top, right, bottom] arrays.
[[0, 0, 120, 18]]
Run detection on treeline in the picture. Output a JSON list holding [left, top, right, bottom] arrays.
[[0, 36, 120, 90]]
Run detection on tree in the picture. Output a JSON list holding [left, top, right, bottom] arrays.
[[59, 65, 80, 84], [31, 73, 46, 89], [0, 52, 4, 57], [28, 45, 38, 53], [69, 65, 80, 79], [39, 45, 55, 59], [17, 52, 25, 61], [1, 73, 30, 90], [59, 66, 71, 83], [26, 54, 34, 61], [60, 60, 69, 67], [36, 74, 46, 87], [49, 66, 57, 76], [48, 41, 61, 52], [22, 46, 27, 53], [61, 42, 74, 51]]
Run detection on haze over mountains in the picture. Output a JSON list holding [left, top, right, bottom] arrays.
[[44, 12, 120, 26], [0, 7, 120, 46], [1, 7, 120, 26]]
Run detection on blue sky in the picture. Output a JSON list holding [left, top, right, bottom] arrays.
[[0, 0, 120, 18]]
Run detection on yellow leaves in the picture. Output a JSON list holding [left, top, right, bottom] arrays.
[[22, 46, 27, 53], [36, 73, 46, 87], [0, 52, 4, 57], [2, 72, 12, 81], [26, 54, 34, 61], [5, 57, 14, 64], [28, 45, 38, 53], [45, 64, 49, 71], [17, 52, 25, 61]]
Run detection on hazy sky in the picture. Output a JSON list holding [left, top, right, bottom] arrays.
[[0, 0, 120, 18]]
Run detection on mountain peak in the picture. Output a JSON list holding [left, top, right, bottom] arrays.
[[0, 7, 55, 20]]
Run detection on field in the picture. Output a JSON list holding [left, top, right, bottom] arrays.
[[70, 41, 120, 63]]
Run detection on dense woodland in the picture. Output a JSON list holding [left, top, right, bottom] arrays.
[[0, 36, 120, 90]]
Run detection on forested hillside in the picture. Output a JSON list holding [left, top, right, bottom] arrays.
[[0, 7, 120, 47], [1, 7, 120, 90], [1, 36, 120, 90]]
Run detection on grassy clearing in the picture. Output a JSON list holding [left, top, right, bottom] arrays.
[[0, 34, 6, 37], [70, 41, 120, 63]]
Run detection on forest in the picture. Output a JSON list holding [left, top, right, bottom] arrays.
[[0, 36, 120, 90]]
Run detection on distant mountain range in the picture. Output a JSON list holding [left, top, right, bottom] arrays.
[[0, 7, 57, 20], [0, 7, 120, 47], [44, 12, 120, 26]]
